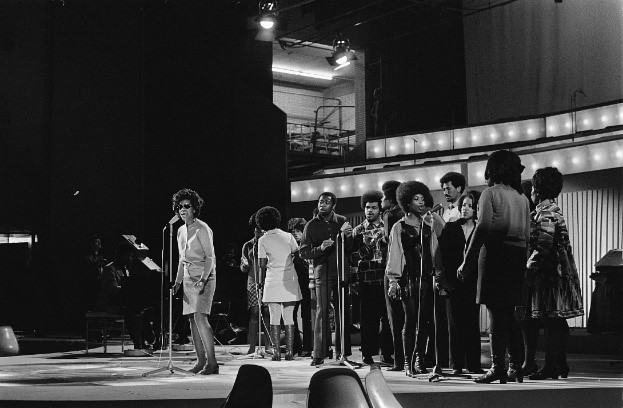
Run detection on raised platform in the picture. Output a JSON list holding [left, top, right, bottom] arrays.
[[0, 341, 621, 408]]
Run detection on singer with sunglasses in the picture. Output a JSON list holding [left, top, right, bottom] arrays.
[[172, 188, 219, 375]]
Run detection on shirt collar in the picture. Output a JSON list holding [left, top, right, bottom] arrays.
[[362, 218, 383, 229], [314, 211, 338, 223]]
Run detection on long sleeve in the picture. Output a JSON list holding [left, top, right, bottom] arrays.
[[299, 222, 324, 260], [240, 242, 251, 273], [197, 227, 216, 281], [526, 209, 557, 281], [385, 222, 405, 283]]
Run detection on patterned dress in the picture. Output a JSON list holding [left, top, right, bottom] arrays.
[[525, 201, 584, 319]]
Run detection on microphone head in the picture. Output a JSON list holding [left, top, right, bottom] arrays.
[[430, 203, 443, 213], [169, 214, 180, 224]]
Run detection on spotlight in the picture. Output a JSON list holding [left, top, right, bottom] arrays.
[[326, 35, 357, 66], [257, 0, 278, 29]]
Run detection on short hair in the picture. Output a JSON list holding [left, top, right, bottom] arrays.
[[532, 167, 563, 200], [287, 217, 307, 232], [439, 172, 466, 192], [248, 212, 258, 228], [381, 180, 401, 204], [361, 190, 383, 210], [318, 192, 337, 206], [458, 190, 481, 220], [255, 206, 281, 231], [172, 188, 204, 217], [484, 150, 524, 193], [396, 181, 434, 214]]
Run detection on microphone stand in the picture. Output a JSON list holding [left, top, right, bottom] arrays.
[[238, 242, 269, 360], [143, 219, 191, 377], [327, 229, 361, 370]]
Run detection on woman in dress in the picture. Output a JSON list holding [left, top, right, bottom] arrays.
[[458, 150, 530, 384], [523, 167, 583, 380], [172, 188, 218, 375], [386, 181, 437, 376], [256, 206, 302, 361], [437, 190, 484, 375]]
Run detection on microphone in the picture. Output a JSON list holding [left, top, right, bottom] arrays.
[[427, 203, 443, 213], [169, 214, 180, 225]]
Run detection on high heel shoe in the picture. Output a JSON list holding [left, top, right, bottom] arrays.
[[188, 362, 206, 374], [474, 368, 507, 384], [198, 364, 219, 375], [507, 365, 524, 383], [528, 366, 559, 380]]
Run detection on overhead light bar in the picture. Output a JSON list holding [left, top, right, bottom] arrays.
[[272, 66, 333, 80]]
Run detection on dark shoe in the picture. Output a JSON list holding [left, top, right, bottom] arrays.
[[474, 369, 507, 384], [363, 356, 375, 365], [469, 368, 486, 374], [284, 325, 295, 361], [452, 368, 463, 375], [198, 364, 219, 375], [507, 365, 524, 383], [404, 361, 413, 377], [413, 354, 429, 374], [529, 366, 559, 380], [522, 362, 539, 376], [188, 359, 207, 374], [298, 350, 312, 357], [386, 365, 403, 372], [380, 355, 395, 366], [559, 363, 569, 379], [310, 358, 324, 366]]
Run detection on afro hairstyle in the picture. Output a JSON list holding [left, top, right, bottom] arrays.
[[396, 181, 433, 214], [255, 206, 281, 231], [360, 190, 383, 210], [439, 171, 466, 193], [172, 188, 204, 217]]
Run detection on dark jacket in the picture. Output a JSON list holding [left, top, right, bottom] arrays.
[[438, 220, 477, 298], [300, 211, 352, 280]]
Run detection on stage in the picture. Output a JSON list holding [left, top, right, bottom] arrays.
[[0, 340, 621, 408]]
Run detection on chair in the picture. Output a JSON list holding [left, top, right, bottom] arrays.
[[220, 364, 272, 408], [365, 367, 404, 408], [85, 311, 126, 354], [307, 368, 372, 408]]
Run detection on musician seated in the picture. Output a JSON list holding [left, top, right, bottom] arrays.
[[95, 242, 154, 350]]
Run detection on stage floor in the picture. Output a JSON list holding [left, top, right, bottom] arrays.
[[0, 341, 621, 408]]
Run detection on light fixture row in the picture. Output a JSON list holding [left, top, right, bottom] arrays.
[[292, 139, 623, 202], [368, 102, 623, 159]]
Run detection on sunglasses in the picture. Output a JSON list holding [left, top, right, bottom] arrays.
[[177, 203, 192, 210]]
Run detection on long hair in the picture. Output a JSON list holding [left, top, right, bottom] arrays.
[[484, 150, 524, 193]]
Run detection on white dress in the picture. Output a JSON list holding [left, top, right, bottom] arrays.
[[258, 229, 302, 303]]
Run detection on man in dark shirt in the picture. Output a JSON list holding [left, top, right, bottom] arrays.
[[300, 192, 353, 366], [351, 190, 394, 366], [381, 180, 406, 371]]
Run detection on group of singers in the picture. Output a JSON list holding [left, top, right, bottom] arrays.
[[166, 148, 583, 381]]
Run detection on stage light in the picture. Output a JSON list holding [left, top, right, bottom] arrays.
[[593, 154, 601, 161], [306, 187, 314, 195], [421, 141, 429, 148], [572, 157, 580, 164], [531, 163, 539, 170], [358, 183, 365, 189], [291, 190, 298, 196], [616, 150, 623, 159], [489, 133, 497, 140], [326, 35, 357, 66], [565, 122, 571, 129], [334, 62, 350, 71], [472, 134, 480, 142], [548, 125, 556, 132], [455, 137, 462, 144], [582, 118, 591, 126], [257, 1, 278, 29], [552, 160, 559, 167], [601, 115, 609, 123], [437, 139, 444, 146], [507, 130, 515, 137], [527, 128, 533, 135]]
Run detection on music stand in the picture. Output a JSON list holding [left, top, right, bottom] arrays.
[[143, 216, 192, 377], [327, 229, 361, 370]]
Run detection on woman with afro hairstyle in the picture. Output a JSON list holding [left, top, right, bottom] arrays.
[[522, 167, 583, 380], [256, 206, 302, 361], [458, 150, 530, 384], [172, 188, 218, 375], [386, 181, 438, 377]]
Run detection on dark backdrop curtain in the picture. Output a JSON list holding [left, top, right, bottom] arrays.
[[463, 0, 623, 124]]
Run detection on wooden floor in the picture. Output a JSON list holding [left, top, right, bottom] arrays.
[[0, 341, 621, 408]]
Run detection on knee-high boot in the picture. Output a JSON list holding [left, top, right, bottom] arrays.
[[557, 320, 570, 378], [402, 331, 416, 377], [270, 325, 281, 361], [413, 325, 429, 374], [285, 325, 295, 361], [475, 334, 507, 384], [521, 321, 539, 375]]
